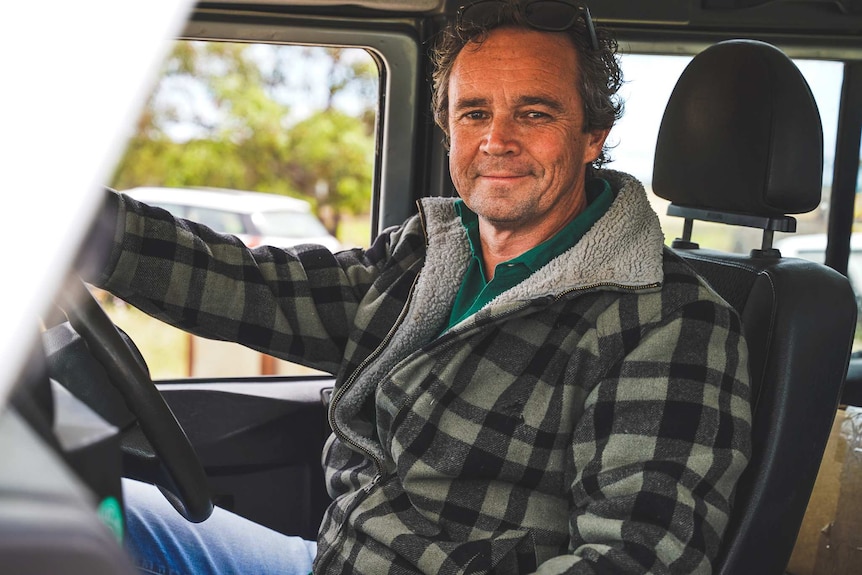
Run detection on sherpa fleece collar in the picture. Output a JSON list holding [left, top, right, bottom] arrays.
[[418, 168, 665, 312]]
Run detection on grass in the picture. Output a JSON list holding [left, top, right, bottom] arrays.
[[101, 295, 326, 380], [101, 298, 191, 379], [337, 214, 372, 248]]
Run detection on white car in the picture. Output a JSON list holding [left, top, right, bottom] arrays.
[[122, 186, 342, 252]]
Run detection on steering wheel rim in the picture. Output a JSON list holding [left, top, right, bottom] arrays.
[[59, 277, 213, 523]]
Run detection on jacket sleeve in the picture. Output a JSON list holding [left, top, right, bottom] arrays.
[[536, 296, 752, 574], [81, 190, 415, 374]]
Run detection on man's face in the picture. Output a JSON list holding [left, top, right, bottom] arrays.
[[448, 27, 609, 240]]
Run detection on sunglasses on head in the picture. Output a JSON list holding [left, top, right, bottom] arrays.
[[456, 0, 599, 51]]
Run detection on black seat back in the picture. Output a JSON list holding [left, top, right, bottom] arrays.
[[653, 39, 857, 575]]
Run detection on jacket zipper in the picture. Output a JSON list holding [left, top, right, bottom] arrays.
[[327, 271, 422, 478], [317, 270, 424, 575], [326, 203, 432, 478], [554, 279, 662, 299], [317, 273, 418, 574], [315, 473, 387, 574]]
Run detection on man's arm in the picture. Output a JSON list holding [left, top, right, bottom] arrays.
[[540, 297, 751, 574], [77, 189, 407, 374]]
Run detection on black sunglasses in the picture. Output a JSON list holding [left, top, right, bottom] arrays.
[[456, 0, 599, 51]]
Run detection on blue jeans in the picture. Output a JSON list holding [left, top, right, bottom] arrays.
[[122, 479, 317, 575]]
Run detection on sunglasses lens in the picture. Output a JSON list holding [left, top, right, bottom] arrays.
[[459, 1, 505, 29], [524, 0, 578, 31]]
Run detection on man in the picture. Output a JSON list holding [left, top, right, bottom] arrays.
[[83, 1, 751, 573]]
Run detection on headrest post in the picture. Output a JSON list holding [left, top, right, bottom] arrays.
[[682, 218, 694, 242], [761, 229, 774, 251], [750, 229, 782, 258], [671, 218, 700, 250]]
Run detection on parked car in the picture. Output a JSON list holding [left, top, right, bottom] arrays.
[[3, 1, 861, 575], [122, 187, 342, 252]]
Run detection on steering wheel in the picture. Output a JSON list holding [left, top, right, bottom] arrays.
[[58, 276, 214, 523]]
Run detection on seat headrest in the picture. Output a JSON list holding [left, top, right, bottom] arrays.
[[652, 39, 823, 216]]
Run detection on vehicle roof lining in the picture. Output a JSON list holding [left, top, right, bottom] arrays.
[[197, 0, 862, 21], [197, 0, 445, 13], [187, 16, 862, 63], [195, 0, 862, 59]]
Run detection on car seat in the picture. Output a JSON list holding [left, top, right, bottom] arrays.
[[652, 39, 857, 574]]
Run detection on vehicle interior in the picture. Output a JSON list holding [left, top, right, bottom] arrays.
[[2, 1, 861, 574]]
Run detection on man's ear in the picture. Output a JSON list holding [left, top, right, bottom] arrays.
[[583, 128, 611, 164]]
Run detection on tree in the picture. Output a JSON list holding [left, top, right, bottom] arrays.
[[286, 109, 374, 234], [110, 40, 378, 236]]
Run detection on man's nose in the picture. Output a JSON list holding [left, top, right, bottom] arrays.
[[480, 117, 520, 155]]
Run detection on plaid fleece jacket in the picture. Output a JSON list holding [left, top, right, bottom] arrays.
[[94, 169, 751, 574]]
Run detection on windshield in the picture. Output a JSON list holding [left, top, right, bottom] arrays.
[[253, 210, 330, 238]]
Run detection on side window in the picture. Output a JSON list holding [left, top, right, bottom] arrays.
[[101, 40, 380, 379]]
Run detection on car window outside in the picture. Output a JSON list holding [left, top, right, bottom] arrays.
[[100, 40, 380, 379]]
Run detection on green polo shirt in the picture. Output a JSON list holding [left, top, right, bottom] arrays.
[[446, 178, 613, 331]]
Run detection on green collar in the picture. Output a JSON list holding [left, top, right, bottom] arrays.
[[447, 178, 613, 330]]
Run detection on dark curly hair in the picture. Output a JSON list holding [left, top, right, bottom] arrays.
[[430, 1, 624, 172]]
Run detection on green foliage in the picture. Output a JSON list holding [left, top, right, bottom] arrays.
[[287, 110, 374, 216], [110, 41, 378, 236]]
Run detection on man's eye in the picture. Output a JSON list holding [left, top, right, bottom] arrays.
[[463, 111, 487, 120], [525, 111, 550, 119]]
